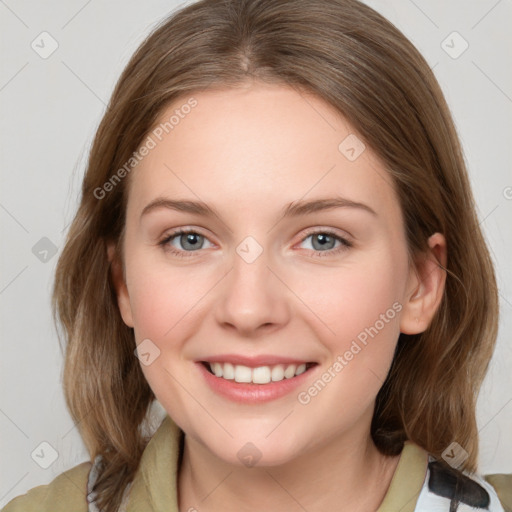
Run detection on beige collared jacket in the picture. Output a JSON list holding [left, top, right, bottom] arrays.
[[2, 416, 511, 511]]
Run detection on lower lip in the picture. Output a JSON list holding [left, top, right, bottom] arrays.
[[196, 362, 318, 403]]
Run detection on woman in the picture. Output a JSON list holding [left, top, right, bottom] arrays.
[[3, 0, 510, 511]]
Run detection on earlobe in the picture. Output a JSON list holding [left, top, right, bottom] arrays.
[[107, 242, 134, 328], [399, 233, 447, 335]]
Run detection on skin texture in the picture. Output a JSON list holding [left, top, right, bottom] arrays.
[[110, 81, 447, 511]]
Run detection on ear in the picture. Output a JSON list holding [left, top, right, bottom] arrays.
[[107, 242, 134, 328], [400, 233, 447, 335]]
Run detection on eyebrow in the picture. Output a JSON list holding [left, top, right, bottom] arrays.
[[140, 196, 377, 220]]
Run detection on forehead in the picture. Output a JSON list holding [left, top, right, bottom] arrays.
[[127, 83, 401, 224]]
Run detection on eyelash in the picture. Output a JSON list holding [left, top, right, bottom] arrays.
[[158, 228, 352, 259]]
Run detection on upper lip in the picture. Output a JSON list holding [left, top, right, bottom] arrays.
[[198, 354, 316, 368]]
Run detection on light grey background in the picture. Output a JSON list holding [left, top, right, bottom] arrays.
[[1, 0, 511, 506]]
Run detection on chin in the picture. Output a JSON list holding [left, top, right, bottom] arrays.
[[203, 428, 307, 468]]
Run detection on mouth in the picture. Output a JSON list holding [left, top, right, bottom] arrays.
[[200, 361, 318, 385]]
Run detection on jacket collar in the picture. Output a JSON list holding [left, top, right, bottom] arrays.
[[126, 415, 183, 512], [124, 415, 428, 511]]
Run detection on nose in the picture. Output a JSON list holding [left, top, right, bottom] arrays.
[[213, 243, 291, 338]]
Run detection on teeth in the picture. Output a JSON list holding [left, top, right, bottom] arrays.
[[252, 366, 271, 384], [271, 365, 284, 381], [207, 362, 310, 384], [234, 365, 252, 383], [223, 362, 235, 379], [295, 363, 306, 375], [212, 362, 223, 377], [284, 365, 296, 379]]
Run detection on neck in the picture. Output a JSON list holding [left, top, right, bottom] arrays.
[[177, 418, 400, 512]]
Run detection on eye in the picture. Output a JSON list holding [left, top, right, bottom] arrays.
[[159, 229, 214, 256], [158, 228, 352, 258], [298, 229, 352, 257]]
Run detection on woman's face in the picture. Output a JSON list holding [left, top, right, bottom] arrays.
[[113, 82, 431, 466]]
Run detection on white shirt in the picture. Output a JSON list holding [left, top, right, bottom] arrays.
[[414, 456, 505, 511]]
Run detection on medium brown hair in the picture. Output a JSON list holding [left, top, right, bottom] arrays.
[[52, 0, 499, 510]]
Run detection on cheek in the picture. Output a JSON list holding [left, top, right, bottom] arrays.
[[125, 252, 217, 342], [293, 254, 405, 348], [293, 260, 405, 421], [124, 255, 211, 403]]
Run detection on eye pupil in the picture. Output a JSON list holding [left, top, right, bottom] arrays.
[[182, 233, 202, 250], [312, 233, 335, 251]]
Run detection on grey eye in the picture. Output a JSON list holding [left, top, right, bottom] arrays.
[[169, 232, 213, 251], [302, 233, 339, 251]]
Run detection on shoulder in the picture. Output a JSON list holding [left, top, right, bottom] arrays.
[[1, 461, 92, 512], [485, 473, 512, 512], [416, 458, 511, 512]]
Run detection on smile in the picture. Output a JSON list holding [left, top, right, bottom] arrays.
[[196, 355, 320, 403], [203, 361, 316, 384]]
